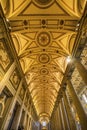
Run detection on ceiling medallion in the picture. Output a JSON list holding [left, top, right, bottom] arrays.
[[40, 68, 49, 75], [36, 32, 51, 47], [33, 0, 54, 8], [38, 53, 51, 64]]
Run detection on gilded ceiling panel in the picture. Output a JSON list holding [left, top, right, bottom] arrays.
[[1, 0, 86, 18], [11, 31, 76, 121]]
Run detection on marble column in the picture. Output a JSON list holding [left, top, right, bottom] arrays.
[[55, 109, 60, 130], [67, 80, 87, 130], [28, 117, 31, 130], [29, 119, 32, 130], [55, 110, 59, 130], [58, 104, 64, 130], [19, 110, 27, 129], [0, 97, 12, 129], [27, 115, 30, 130], [59, 103, 65, 130], [61, 98, 70, 130], [19, 91, 27, 129], [63, 91, 77, 130], [25, 114, 29, 130], [57, 107, 62, 130], [74, 59, 87, 85], [1, 79, 23, 130], [11, 105, 22, 130], [53, 112, 56, 130], [23, 112, 27, 129]]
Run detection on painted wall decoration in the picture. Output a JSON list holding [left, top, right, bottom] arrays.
[[0, 96, 6, 118], [10, 69, 20, 90], [19, 86, 25, 100], [0, 39, 11, 71]]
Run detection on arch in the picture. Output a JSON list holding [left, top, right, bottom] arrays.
[[0, 0, 31, 18], [56, 0, 86, 17]]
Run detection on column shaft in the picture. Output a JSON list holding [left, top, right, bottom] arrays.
[[74, 60, 87, 85], [59, 103, 65, 130], [67, 80, 87, 130], [22, 111, 27, 129], [63, 91, 77, 130], [61, 98, 70, 130], [27, 115, 30, 130], [11, 105, 22, 130], [58, 104, 64, 130], [55, 110, 59, 130], [1, 79, 23, 130]]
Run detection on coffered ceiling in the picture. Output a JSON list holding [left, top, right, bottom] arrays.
[[1, 0, 86, 123]]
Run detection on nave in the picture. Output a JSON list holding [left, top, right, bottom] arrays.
[[0, 1, 87, 130]]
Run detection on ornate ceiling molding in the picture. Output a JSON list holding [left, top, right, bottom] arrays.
[[33, 0, 54, 8], [1, 0, 31, 18], [56, 0, 81, 17]]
